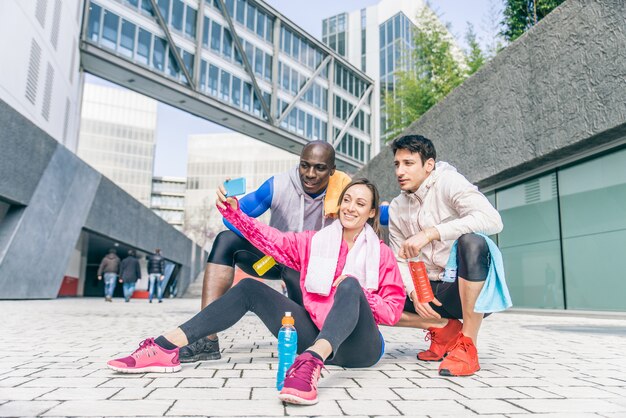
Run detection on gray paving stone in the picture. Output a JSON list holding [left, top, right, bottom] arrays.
[[176, 378, 225, 388], [0, 369, 39, 378], [110, 388, 154, 400], [392, 399, 473, 415], [0, 377, 36, 387], [223, 377, 275, 388], [147, 387, 251, 400], [0, 400, 58, 417], [3, 298, 626, 416], [541, 386, 622, 398], [458, 399, 527, 414], [453, 387, 530, 399], [393, 387, 465, 400], [100, 378, 152, 388], [37, 387, 120, 400], [0, 387, 52, 401], [338, 399, 400, 415], [511, 386, 563, 399], [347, 387, 401, 400], [509, 398, 626, 413], [19, 377, 109, 388], [145, 378, 183, 388], [43, 400, 173, 416], [353, 378, 417, 388], [168, 399, 283, 416]]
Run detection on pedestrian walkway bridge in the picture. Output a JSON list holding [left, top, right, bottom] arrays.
[[80, 0, 374, 171]]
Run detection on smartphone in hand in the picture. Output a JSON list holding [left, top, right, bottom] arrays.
[[224, 177, 246, 197]]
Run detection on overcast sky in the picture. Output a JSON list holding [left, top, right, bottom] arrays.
[[101, 0, 503, 178]]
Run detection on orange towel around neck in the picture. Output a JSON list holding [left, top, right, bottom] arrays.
[[323, 170, 352, 218]]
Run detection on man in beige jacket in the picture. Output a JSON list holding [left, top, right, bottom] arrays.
[[388, 134, 503, 377]]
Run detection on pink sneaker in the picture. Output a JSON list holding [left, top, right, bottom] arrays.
[[278, 352, 325, 405], [107, 338, 181, 373]]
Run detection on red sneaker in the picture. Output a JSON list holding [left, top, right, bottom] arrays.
[[438, 334, 480, 376], [417, 319, 462, 361], [278, 352, 325, 405]]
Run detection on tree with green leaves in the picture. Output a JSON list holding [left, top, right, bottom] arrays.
[[383, 8, 468, 139], [465, 23, 486, 76], [501, 0, 565, 42]]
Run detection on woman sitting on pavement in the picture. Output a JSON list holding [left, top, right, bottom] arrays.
[[107, 178, 405, 405]]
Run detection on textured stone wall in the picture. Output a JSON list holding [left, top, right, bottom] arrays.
[[359, 0, 626, 191]]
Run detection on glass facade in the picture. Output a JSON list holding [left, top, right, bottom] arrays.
[[151, 177, 186, 229], [86, 0, 373, 165], [490, 147, 626, 312], [77, 83, 157, 208], [322, 13, 347, 57], [379, 12, 415, 141], [558, 148, 626, 311]]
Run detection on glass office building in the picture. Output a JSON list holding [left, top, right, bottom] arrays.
[[485, 147, 626, 311], [321, 0, 461, 154], [77, 82, 157, 207], [151, 176, 186, 230]]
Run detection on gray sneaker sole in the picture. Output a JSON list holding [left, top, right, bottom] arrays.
[[179, 351, 222, 363]]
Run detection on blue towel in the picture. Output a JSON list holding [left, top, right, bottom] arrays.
[[444, 234, 513, 313]]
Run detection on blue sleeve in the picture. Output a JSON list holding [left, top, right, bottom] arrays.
[[379, 204, 389, 226], [223, 177, 274, 236]]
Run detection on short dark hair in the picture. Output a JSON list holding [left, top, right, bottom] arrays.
[[128, 249, 136, 257], [108, 248, 117, 254], [391, 135, 436, 165], [302, 141, 336, 168], [336, 178, 381, 236]]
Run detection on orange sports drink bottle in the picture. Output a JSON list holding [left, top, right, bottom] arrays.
[[408, 257, 434, 303]]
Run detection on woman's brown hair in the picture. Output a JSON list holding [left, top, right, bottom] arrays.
[[336, 178, 381, 236]]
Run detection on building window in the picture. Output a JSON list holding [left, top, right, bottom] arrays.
[[557, 148, 626, 310], [496, 173, 564, 309]]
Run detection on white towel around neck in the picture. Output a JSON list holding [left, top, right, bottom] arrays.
[[304, 219, 380, 296]]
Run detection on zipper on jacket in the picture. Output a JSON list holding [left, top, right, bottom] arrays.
[[414, 193, 437, 275]]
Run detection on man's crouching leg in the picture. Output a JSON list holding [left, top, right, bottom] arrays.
[[439, 233, 488, 377]]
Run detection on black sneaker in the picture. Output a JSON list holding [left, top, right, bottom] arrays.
[[179, 337, 221, 363]]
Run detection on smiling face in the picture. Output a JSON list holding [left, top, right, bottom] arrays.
[[338, 184, 376, 232], [298, 143, 335, 195], [393, 148, 435, 193]]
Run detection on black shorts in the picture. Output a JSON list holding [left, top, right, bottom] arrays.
[[207, 230, 302, 305]]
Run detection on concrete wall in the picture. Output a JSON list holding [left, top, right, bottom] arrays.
[[358, 0, 626, 192], [0, 98, 200, 299]]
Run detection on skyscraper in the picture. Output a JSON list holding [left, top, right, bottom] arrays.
[[151, 176, 186, 230], [77, 82, 158, 207], [322, 0, 462, 149]]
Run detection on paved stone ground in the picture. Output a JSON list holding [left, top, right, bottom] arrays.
[[1, 297, 625, 417]]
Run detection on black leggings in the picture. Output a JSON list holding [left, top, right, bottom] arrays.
[[404, 233, 490, 319], [179, 277, 383, 368], [207, 230, 302, 305]]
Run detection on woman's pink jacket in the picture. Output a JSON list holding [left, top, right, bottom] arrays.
[[219, 201, 406, 330]]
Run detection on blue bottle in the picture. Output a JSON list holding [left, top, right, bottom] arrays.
[[276, 311, 297, 390]]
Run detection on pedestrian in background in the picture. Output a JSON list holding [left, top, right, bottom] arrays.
[[147, 249, 165, 303], [120, 249, 141, 302], [97, 248, 121, 302]]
